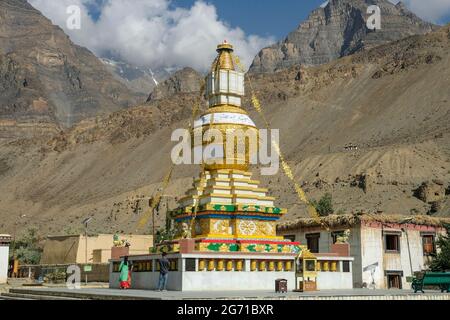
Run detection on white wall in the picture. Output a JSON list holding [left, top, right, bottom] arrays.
[[109, 269, 295, 292], [279, 226, 361, 288], [357, 226, 445, 289], [182, 271, 295, 291], [280, 224, 447, 290], [110, 254, 297, 292], [281, 226, 446, 289], [360, 227, 384, 288], [0, 246, 9, 284], [110, 270, 183, 291], [317, 272, 353, 290]]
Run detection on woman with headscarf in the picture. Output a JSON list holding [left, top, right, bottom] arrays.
[[118, 256, 132, 289]]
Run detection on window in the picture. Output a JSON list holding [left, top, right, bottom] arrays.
[[385, 234, 400, 253], [284, 235, 296, 242], [387, 274, 402, 289], [385, 271, 403, 289], [306, 233, 320, 253], [305, 260, 316, 272], [422, 235, 436, 256], [185, 259, 196, 272], [343, 261, 350, 273], [332, 231, 345, 244]]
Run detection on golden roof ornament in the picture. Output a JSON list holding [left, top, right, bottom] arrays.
[[195, 41, 257, 171], [212, 40, 236, 72]]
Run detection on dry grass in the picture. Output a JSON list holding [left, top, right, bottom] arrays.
[[277, 213, 450, 231]]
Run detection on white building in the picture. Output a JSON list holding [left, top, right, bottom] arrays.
[[278, 214, 449, 290], [110, 252, 297, 291], [0, 234, 12, 284]]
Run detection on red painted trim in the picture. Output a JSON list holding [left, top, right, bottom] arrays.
[[239, 240, 301, 245], [361, 220, 443, 232], [199, 239, 238, 244], [196, 239, 301, 246], [176, 211, 282, 219]]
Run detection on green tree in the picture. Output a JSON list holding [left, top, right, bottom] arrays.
[[150, 227, 177, 253], [10, 228, 42, 265], [311, 193, 334, 217], [155, 227, 177, 244], [429, 224, 450, 272]]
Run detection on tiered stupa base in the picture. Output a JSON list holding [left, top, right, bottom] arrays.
[[162, 169, 302, 255]]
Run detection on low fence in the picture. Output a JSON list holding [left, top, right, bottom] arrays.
[[17, 263, 110, 283]]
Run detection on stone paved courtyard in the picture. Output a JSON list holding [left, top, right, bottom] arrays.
[[3, 286, 449, 300]]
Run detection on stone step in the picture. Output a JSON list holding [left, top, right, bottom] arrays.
[[2, 292, 82, 300], [7, 278, 34, 284], [10, 288, 160, 300], [0, 293, 33, 300]]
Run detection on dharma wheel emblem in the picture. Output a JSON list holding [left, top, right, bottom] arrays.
[[238, 220, 257, 236]]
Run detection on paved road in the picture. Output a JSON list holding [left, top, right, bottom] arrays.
[[11, 287, 450, 300]]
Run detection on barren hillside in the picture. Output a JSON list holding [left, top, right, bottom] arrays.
[[0, 26, 449, 237], [0, 0, 139, 132]]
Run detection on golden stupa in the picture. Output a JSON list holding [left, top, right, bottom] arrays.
[[167, 42, 300, 254]]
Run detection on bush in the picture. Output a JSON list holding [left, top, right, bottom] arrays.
[[10, 228, 42, 265], [311, 193, 334, 217]]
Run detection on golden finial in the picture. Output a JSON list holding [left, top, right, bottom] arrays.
[[217, 40, 234, 52], [212, 40, 235, 71]]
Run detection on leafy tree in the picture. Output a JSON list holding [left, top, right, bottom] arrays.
[[311, 193, 334, 217], [10, 228, 42, 265], [149, 227, 178, 253], [155, 227, 177, 244], [429, 224, 450, 272]]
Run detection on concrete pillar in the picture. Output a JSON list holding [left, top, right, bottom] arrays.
[[180, 258, 184, 272]]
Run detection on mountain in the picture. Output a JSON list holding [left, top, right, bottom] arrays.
[[100, 57, 170, 97], [147, 67, 204, 102], [1, 24, 449, 236], [0, 0, 139, 131], [249, 0, 436, 73]]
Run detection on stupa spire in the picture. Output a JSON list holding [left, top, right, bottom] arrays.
[[206, 41, 245, 109]]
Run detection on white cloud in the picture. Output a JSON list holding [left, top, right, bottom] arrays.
[[390, 0, 450, 24], [29, 0, 274, 72]]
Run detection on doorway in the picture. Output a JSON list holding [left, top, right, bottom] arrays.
[[387, 274, 402, 289]]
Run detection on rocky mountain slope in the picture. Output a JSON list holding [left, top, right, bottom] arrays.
[[0, 0, 139, 133], [250, 0, 436, 73], [1, 25, 449, 236], [100, 57, 170, 97], [147, 67, 204, 102]]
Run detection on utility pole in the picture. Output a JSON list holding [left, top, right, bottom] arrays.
[[152, 211, 157, 248], [139, 195, 175, 248], [402, 228, 414, 278], [82, 217, 93, 286]]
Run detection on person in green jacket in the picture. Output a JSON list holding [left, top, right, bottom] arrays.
[[119, 256, 132, 289]]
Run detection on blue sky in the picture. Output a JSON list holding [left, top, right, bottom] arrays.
[[30, 0, 450, 71], [172, 0, 450, 39], [171, 0, 325, 41], [83, 0, 325, 40]]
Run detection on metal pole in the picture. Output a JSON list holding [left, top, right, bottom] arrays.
[[406, 230, 413, 275], [85, 223, 88, 286], [403, 228, 414, 278], [152, 207, 156, 248], [12, 222, 16, 258]]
